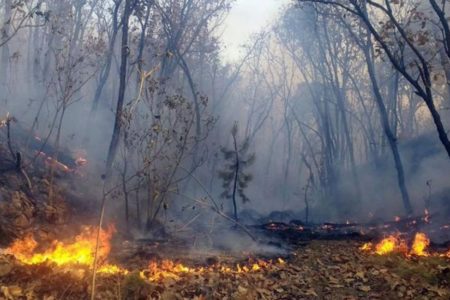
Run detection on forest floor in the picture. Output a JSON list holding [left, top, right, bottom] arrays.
[[0, 239, 449, 300], [0, 130, 449, 300]]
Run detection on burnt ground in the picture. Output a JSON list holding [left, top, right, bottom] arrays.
[[0, 240, 449, 300], [0, 129, 449, 299]]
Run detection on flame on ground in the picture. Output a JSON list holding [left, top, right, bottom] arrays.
[[139, 258, 285, 282], [5, 225, 116, 267], [360, 232, 441, 257], [411, 232, 430, 257], [3, 225, 286, 280], [375, 235, 408, 255]]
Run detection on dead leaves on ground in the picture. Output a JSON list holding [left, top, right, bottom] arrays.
[[0, 240, 449, 299]]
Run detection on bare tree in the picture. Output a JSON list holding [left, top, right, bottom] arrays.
[[298, 0, 450, 159]]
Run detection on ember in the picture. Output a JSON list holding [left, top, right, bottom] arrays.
[[37, 151, 71, 173], [75, 156, 88, 166], [423, 209, 430, 223]]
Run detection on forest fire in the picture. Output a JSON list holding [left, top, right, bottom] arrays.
[[359, 232, 447, 258], [140, 258, 285, 282], [36, 151, 88, 174], [375, 235, 405, 255], [2, 225, 286, 281], [3, 0, 450, 297], [5, 225, 115, 267], [411, 232, 430, 257]]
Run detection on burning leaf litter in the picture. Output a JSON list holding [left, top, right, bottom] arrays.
[[4, 225, 115, 267], [2, 225, 285, 282], [359, 232, 448, 258], [0, 239, 449, 299]]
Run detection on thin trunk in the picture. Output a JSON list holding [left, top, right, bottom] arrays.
[[91, 1, 121, 112], [105, 0, 132, 175], [354, 1, 450, 159], [364, 41, 413, 215], [122, 157, 129, 231], [232, 133, 239, 222], [135, 182, 141, 229], [177, 52, 202, 136], [0, 0, 12, 104]]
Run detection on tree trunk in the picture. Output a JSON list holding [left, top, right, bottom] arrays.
[[91, 0, 121, 112], [232, 133, 239, 221], [364, 41, 413, 215], [105, 0, 132, 175], [0, 0, 12, 104]]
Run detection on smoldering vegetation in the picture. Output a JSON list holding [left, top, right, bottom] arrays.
[[0, 0, 450, 252]]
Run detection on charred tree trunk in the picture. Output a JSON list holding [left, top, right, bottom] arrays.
[[0, 0, 12, 104], [177, 52, 202, 136], [105, 0, 132, 175], [135, 4, 151, 86], [91, 0, 121, 112]]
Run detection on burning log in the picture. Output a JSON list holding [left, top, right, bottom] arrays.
[[0, 117, 85, 173], [253, 210, 450, 253]]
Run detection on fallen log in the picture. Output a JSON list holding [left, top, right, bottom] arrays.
[[253, 212, 449, 245], [0, 117, 79, 169]]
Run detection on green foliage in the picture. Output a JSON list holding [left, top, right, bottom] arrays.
[[218, 123, 255, 207]]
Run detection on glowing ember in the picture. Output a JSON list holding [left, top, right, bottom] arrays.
[[5, 225, 115, 267], [37, 152, 71, 173], [75, 157, 88, 166], [423, 209, 430, 223], [359, 243, 372, 251], [322, 224, 333, 230], [410, 232, 430, 257]]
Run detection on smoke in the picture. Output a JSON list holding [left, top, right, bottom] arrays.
[[1, 0, 449, 253]]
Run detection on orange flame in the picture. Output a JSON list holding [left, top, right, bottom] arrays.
[[140, 258, 284, 282], [410, 232, 430, 257], [375, 236, 400, 255], [359, 242, 372, 251], [360, 233, 444, 257], [4, 226, 287, 278], [5, 225, 115, 267]]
